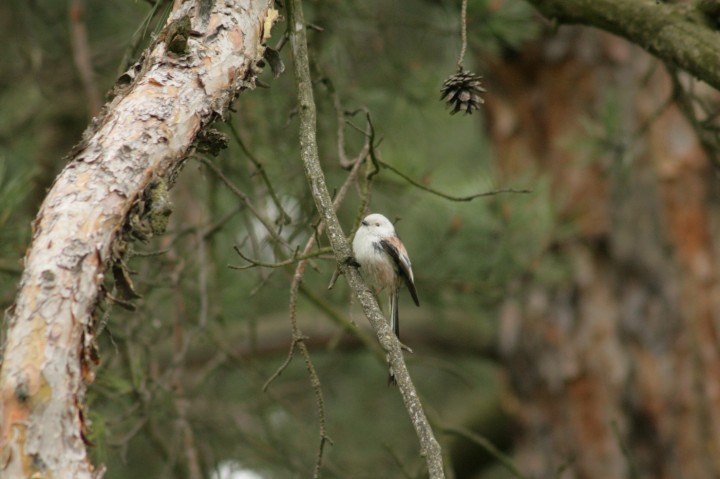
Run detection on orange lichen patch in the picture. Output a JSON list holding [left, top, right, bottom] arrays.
[[228, 29, 244, 50], [1, 391, 29, 449]]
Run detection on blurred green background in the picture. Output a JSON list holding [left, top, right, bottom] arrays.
[[0, 1, 570, 478]]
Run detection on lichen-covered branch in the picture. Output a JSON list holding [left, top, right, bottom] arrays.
[[0, 1, 275, 477], [526, 0, 720, 91], [284, 0, 446, 477]]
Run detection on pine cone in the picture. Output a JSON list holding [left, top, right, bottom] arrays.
[[440, 69, 485, 115]]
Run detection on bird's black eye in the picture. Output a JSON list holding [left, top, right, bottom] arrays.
[[362, 220, 368, 226], [375, 223, 380, 227]]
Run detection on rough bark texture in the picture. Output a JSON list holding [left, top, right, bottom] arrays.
[[0, 1, 274, 477], [526, 0, 720, 91], [487, 28, 720, 478]]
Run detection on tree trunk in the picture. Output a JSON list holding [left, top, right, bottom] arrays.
[[486, 28, 720, 478], [0, 1, 275, 477]]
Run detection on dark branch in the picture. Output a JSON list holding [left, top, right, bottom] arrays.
[[526, 0, 720, 91]]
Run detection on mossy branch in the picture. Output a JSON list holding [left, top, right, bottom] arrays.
[[526, 0, 720, 91]]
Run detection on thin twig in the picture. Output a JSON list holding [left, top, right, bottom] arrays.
[[379, 159, 531, 201], [226, 122, 291, 225], [668, 68, 720, 169], [298, 284, 382, 360], [456, 0, 468, 71], [285, 0, 446, 476], [263, 335, 308, 390], [197, 157, 293, 250], [202, 205, 244, 240], [261, 146, 365, 479], [106, 417, 149, 447], [324, 79, 368, 169], [130, 248, 171, 258], [261, 73, 368, 479], [229, 245, 332, 269], [632, 93, 674, 140]]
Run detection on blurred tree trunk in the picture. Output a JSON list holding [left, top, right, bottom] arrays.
[[486, 28, 720, 478], [0, 1, 274, 477]]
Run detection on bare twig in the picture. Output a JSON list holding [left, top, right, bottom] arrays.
[[202, 204, 244, 240], [298, 284, 381, 358], [130, 248, 171, 258], [229, 245, 332, 269], [668, 69, 720, 168], [632, 92, 674, 140], [324, 79, 370, 169], [197, 157, 293, 250], [226, 122, 292, 225], [378, 159, 531, 201], [260, 67, 369, 479], [106, 417, 149, 448], [261, 138, 366, 479], [262, 335, 308, 390], [285, 0, 446, 476], [456, 0, 468, 71]]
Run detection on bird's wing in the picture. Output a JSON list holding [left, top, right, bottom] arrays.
[[380, 237, 420, 306]]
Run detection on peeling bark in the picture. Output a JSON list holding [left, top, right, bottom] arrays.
[[0, 1, 274, 477]]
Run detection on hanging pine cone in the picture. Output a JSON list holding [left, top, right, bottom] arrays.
[[440, 69, 485, 115]]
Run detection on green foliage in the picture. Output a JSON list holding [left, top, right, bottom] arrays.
[[0, 0, 551, 477], [467, 0, 542, 55], [0, 160, 33, 232], [0, 159, 33, 290]]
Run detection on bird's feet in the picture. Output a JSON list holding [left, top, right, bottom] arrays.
[[344, 255, 361, 268]]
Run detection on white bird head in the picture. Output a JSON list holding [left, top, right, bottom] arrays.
[[359, 213, 396, 238]]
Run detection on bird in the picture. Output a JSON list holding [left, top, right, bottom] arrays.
[[352, 213, 420, 383]]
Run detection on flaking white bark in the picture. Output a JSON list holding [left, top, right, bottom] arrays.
[[0, 1, 274, 477]]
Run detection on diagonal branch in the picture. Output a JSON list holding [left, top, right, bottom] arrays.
[[0, 1, 276, 477], [526, 0, 720, 91], [285, 0, 446, 477]]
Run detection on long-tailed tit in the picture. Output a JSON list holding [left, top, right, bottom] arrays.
[[352, 213, 419, 383]]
